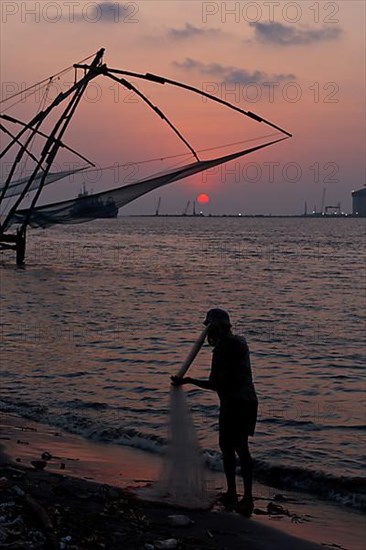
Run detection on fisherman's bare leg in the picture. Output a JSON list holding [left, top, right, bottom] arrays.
[[219, 439, 239, 507], [236, 437, 253, 502], [221, 446, 237, 494]]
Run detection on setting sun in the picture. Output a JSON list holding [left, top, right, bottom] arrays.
[[197, 193, 210, 204]]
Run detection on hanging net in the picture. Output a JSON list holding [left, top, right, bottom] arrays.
[[7, 137, 286, 229], [139, 387, 211, 509], [0, 49, 292, 235], [0, 168, 88, 200], [137, 327, 215, 509]]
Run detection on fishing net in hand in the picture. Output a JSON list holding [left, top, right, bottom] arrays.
[[138, 328, 213, 509], [138, 387, 210, 509], [161, 386, 208, 507]]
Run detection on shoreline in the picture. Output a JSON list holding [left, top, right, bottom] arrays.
[[0, 460, 324, 550], [121, 214, 360, 219], [1, 412, 364, 549]]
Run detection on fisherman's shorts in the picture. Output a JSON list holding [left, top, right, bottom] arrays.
[[219, 399, 258, 448]]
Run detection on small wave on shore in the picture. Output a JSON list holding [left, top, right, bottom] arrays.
[[1, 398, 365, 511]]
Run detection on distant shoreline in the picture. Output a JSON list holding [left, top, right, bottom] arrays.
[[122, 214, 362, 218]]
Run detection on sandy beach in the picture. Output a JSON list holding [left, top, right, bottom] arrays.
[[1, 412, 364, 550]]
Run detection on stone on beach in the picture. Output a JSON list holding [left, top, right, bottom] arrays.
[[268, 501, 290, 516], [0, 477, 8, 490], [31, 460, 47, 471], [41, 452, 52, 461], [11, 485, 25, 497], [167, 514, 193, 527], [154, 539, 178, 549]]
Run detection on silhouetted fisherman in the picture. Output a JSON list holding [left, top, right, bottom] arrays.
[[171, 308, 258, 516]]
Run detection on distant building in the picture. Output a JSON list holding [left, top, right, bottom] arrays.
[[352, 187, 366, 216]]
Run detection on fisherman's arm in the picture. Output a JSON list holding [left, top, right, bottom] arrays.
[[171, 376, 215, 390]]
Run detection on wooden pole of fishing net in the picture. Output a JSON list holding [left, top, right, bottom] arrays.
[[175, 326, 209, 378]]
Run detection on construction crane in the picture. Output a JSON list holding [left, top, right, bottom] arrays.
[[155, 196, 161, 216], [182, 200, 190, 216]]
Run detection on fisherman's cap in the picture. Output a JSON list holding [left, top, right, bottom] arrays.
[[204, 308, 231, 327]]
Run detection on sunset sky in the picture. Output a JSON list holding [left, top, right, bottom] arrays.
[[1, 0, 365, 215]]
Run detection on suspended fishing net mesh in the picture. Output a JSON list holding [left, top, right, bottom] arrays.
[[5, 138, 285, 230], [1, 49, 290, 232], [138, 387, 211, 509]]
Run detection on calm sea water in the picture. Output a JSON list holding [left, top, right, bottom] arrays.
[[1, 217, 365, 508]]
